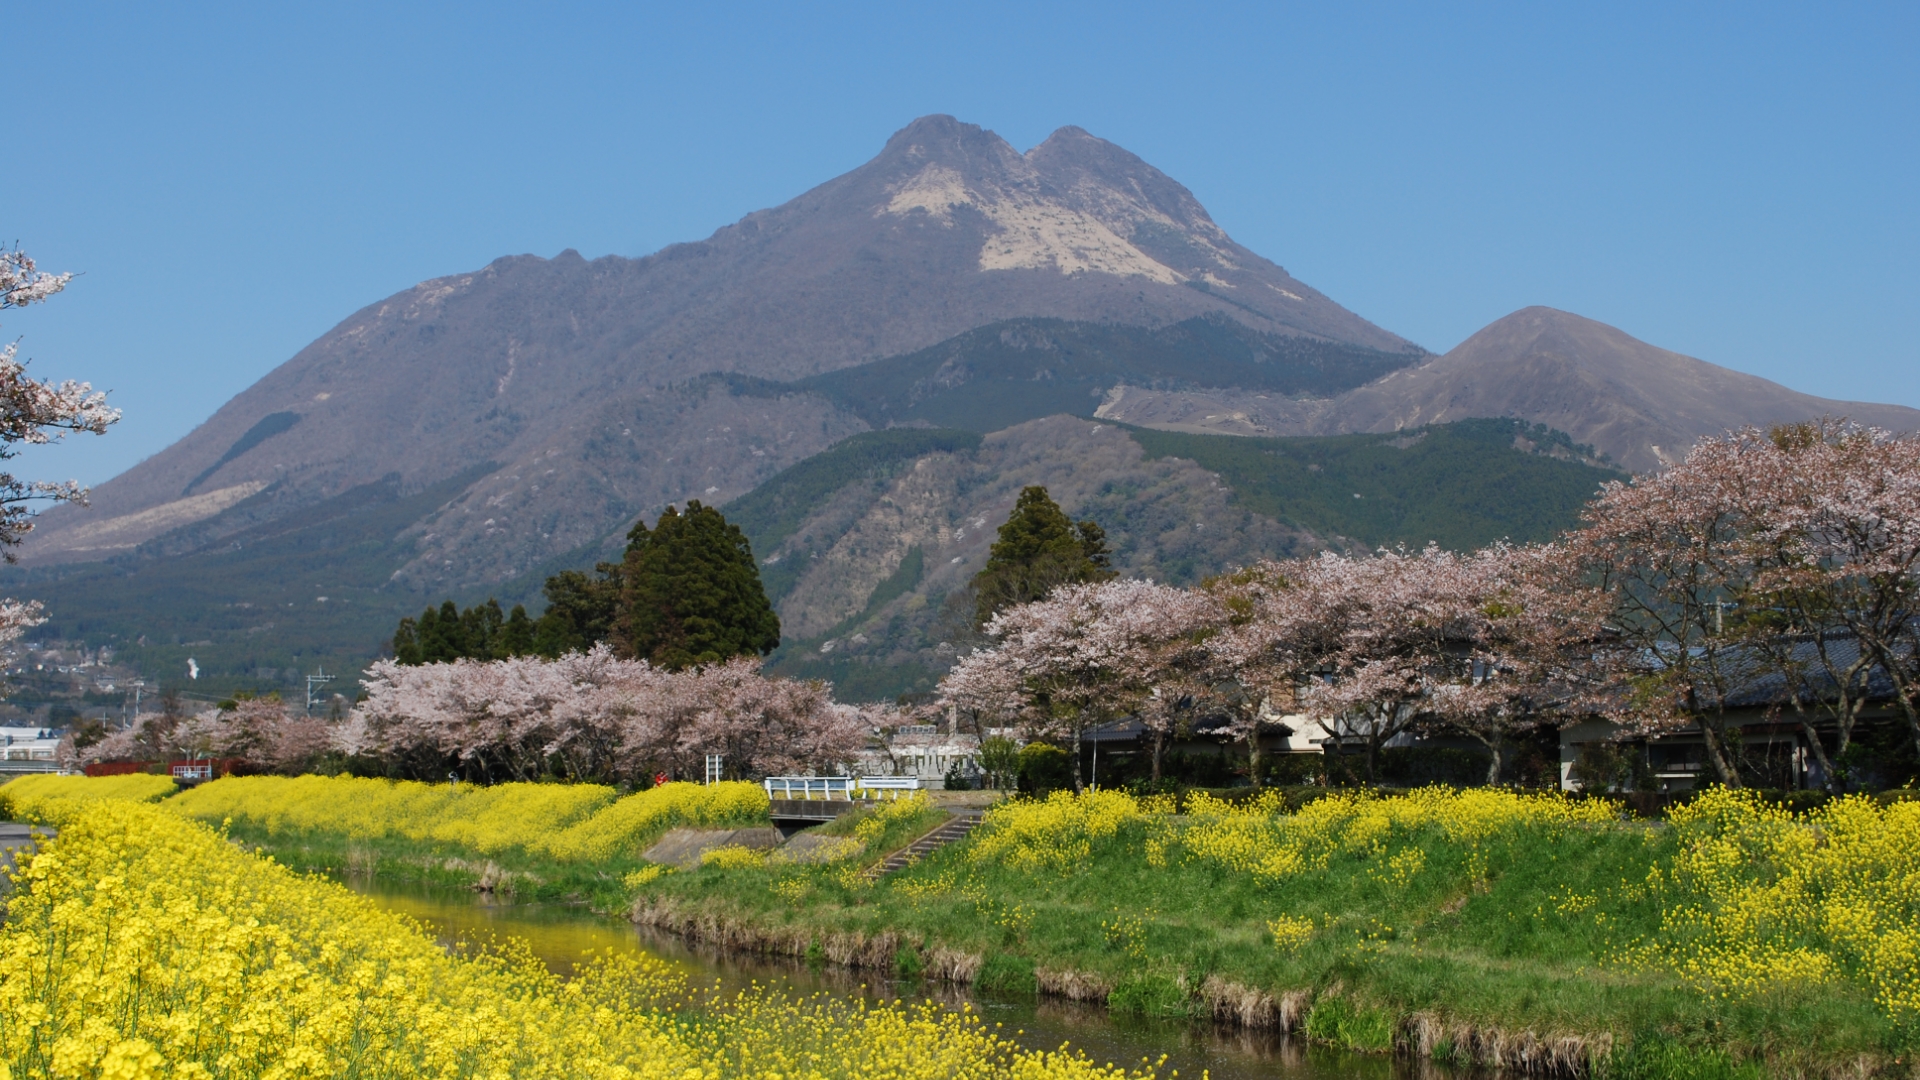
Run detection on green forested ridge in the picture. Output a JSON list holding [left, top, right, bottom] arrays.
[[14, 407, 1619, 699], [1128, 419, 1624, 550], [729, 315, 1422, 434], [815, 544, 925, 645]]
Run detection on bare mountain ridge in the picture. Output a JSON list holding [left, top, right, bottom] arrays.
[[1093, 307, 1920, 472]]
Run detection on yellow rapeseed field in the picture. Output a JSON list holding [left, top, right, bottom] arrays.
[[170, 775, 768, 861], [966, 790, 1155, 872], [0, 800, 1154, 1080], [1, 774, 176, 825], [18, 775, 1919, 1034], [1175, 786, 1616, 882], [542, 780, 768, 862]]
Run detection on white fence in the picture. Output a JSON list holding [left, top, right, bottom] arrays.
[[762, 775, 922, 801]]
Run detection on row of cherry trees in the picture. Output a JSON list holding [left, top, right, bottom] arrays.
[[75, 697, 337, 774], [941, 421, 1920, 791], [342, 648, 866, 783], [73, 647, 870, 784]]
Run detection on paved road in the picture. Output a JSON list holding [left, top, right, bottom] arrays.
[[0, 822, 53, 876]]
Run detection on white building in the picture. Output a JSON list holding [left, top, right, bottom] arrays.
[[859, 724, 983, 788], [0, 726, 62, 776]]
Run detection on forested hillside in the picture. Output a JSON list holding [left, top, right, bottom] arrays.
[[726, 315, 1419, 434], [1128, 420, 1621, 550]]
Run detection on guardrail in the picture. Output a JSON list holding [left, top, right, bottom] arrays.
[[763, 775, 922, 801]]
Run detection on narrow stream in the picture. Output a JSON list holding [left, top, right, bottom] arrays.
[[346, 878, 1459, 1080]]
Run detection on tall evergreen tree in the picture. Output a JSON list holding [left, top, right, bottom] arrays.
[[497, 603, 537, 657], [615, 501, 780, 670], [971, 485, 1114, 626]]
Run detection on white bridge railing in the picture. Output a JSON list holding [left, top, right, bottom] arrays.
[[763, 775, 922, 801]]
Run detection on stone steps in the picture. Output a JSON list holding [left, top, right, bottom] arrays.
[[870, 809, 986, 878]]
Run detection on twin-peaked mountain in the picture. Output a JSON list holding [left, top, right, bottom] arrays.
[[12, 116, 1918, 697], [26, 116, 1414, 581]]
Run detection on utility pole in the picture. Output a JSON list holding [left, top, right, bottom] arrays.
[[305, 668, 333, 716]]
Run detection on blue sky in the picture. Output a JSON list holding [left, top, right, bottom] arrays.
[[9, 1, 1916, 486]]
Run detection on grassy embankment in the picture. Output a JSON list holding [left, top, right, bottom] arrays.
[[632, 787, 1919, 1078]]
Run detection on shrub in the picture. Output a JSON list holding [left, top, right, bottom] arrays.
[[893, 945, 924, 979], [941, 760, 973, 791], [1015, 743, 1071, 795], [975, 953, 1037, 996], [978, 736, 1019, 790], [1303, 996, 1394, 1053], [1106, 974, 1191, 1018]]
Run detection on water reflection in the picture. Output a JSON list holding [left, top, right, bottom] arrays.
[[342, 877, 1459, 1080]]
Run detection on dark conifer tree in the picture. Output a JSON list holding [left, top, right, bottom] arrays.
[[970, 485, 1115, 626], [531, 567, 621, 657], [498, 603, 537, 657], [390, 505, 775, 668], [615, 501, 779, 670], [392, 616, 424, 665]]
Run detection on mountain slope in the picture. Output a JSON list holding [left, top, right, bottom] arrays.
[[1092, 307, 1920, 471]]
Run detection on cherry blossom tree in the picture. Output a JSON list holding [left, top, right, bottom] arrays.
[[1739, 421, 1920, 772], [1561, 431, 1796, 787], [1195, 561, 1344, 786], [0, 248, 120, 642], [1289, 546, 1496, 783], [939, 645, 1039, 733], [1421, 543, 1617, 784], [351, 649, 633, 782], [946, 578, 1211, 792], [664, 657, 863, 778]]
